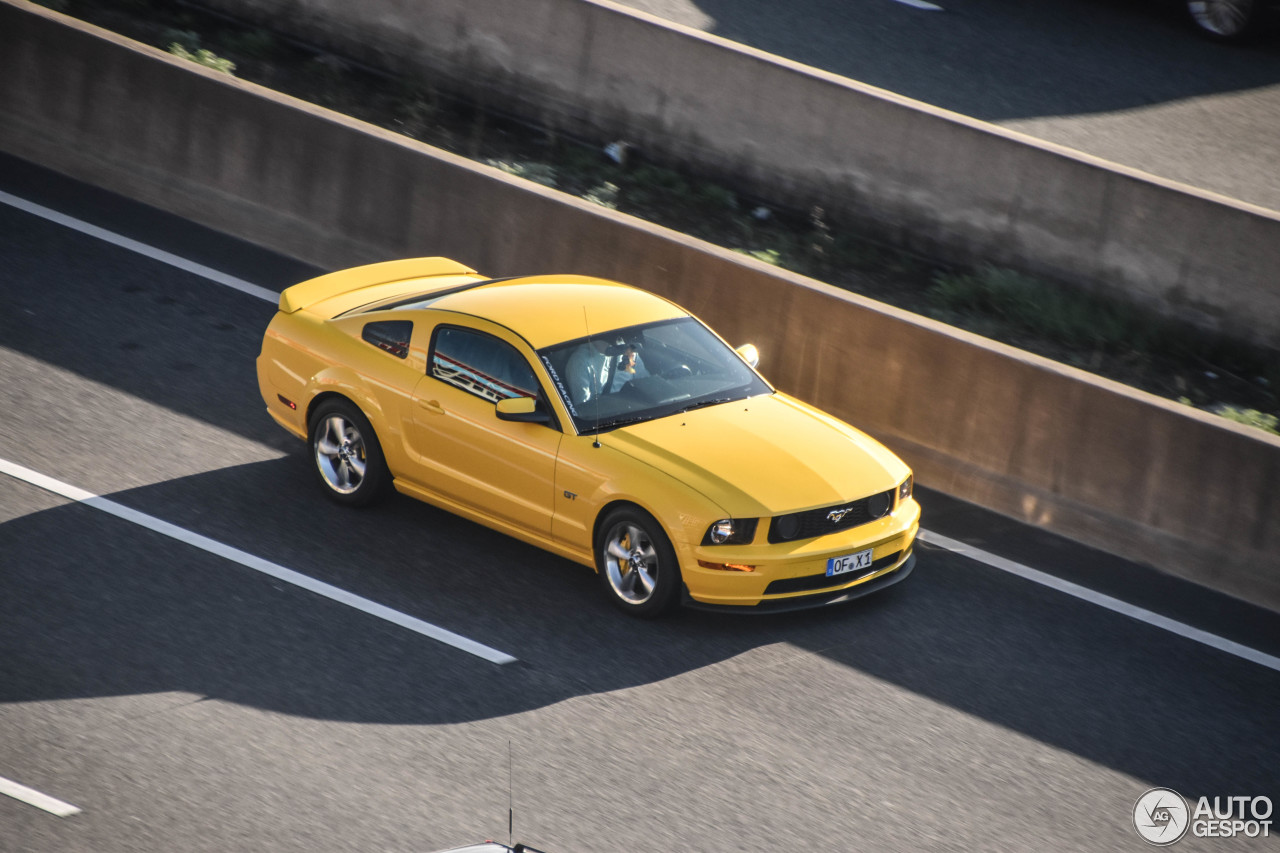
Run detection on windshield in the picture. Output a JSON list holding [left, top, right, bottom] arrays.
[[538, 316, 772, 434]]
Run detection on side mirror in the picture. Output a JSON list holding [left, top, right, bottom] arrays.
[[736, 343, 760, 369], [496, 396, 550, 423]]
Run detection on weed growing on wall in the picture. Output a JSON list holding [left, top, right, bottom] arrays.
[[1217, 406, 1280, 435], [167, 43, 237, 74]]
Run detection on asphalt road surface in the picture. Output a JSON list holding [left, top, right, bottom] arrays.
[[615, 0, 1280, 213], [2, 154, 1278, 852]]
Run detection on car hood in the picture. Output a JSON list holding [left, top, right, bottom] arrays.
[[606, 392, 908, 516]]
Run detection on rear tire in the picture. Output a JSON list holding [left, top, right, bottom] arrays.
[[307, 398, 390, 506], [595, 507, 682, 617]]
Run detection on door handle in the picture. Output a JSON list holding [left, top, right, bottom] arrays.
[[418, 399, 445, 415]]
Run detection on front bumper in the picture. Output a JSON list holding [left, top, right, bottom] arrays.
[[678, 499, 920, 610], [684, 551, 914, 613]]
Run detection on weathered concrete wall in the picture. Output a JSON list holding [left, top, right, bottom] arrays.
[[3, 2, 1278, 609], [186, 0, 1280, 350]]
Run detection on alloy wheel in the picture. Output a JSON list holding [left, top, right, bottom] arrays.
[[603, 522, 660, 605], [314, 414, 368, 494]]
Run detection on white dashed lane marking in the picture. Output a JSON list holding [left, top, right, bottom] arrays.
[[0, 458, 518, 665], [918, 530, 1280, 673], [0, 190, 277, 304], [0, 775, 82, 817]]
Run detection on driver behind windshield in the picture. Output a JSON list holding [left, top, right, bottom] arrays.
[[610, 342, 648, 392], [565, 338, 647, 404]]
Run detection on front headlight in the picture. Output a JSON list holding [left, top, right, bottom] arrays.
[[702, 518, 758, 545], [898, 474, 913, 504]]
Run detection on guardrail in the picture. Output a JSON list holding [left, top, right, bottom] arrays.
[[2, 1, 1277, 610]]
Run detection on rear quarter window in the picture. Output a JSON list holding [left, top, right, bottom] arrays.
[[361, 320, 412, 359]]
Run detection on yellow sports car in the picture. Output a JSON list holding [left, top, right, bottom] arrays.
[[257, 257, 919, 615]]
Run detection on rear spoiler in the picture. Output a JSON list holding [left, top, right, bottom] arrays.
[[278, 257, 478, 313]]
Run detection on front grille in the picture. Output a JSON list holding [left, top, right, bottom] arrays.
[[763, 550, 903, 596], [767, 489, 895, 543]]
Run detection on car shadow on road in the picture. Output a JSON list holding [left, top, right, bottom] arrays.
[[1, 455, 1277, 799]]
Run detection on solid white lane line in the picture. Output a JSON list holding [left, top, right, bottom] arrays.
[[0, 190, 278, 304], [0, 458, 518, 666], [0, 776, 82, 817], [891, 0, 945, 10], [917, 529, 1280, 673]]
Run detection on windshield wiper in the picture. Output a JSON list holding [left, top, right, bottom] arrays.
[[588, 414, 654, 433], [590, 395, 745, 433], [677, 396, 738, 413]]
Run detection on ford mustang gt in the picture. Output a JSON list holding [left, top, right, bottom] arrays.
[[257, 258, 919, 615]]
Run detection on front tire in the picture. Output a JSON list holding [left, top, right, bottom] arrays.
[[595, 507, 682, 617], [308, 398, 390, 506]]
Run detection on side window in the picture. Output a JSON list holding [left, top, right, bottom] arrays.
[[362, 320, 412, 359], [431, 327, 539, 403]]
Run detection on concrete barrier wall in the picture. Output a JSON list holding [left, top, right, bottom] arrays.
[[3, 2, 1279, 609], [185, 0, 1280, 350]]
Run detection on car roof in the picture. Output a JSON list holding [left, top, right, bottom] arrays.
[[425, 276, 689, 349]]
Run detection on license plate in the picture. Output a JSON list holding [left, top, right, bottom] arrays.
[[826, 548, 875, 577]]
